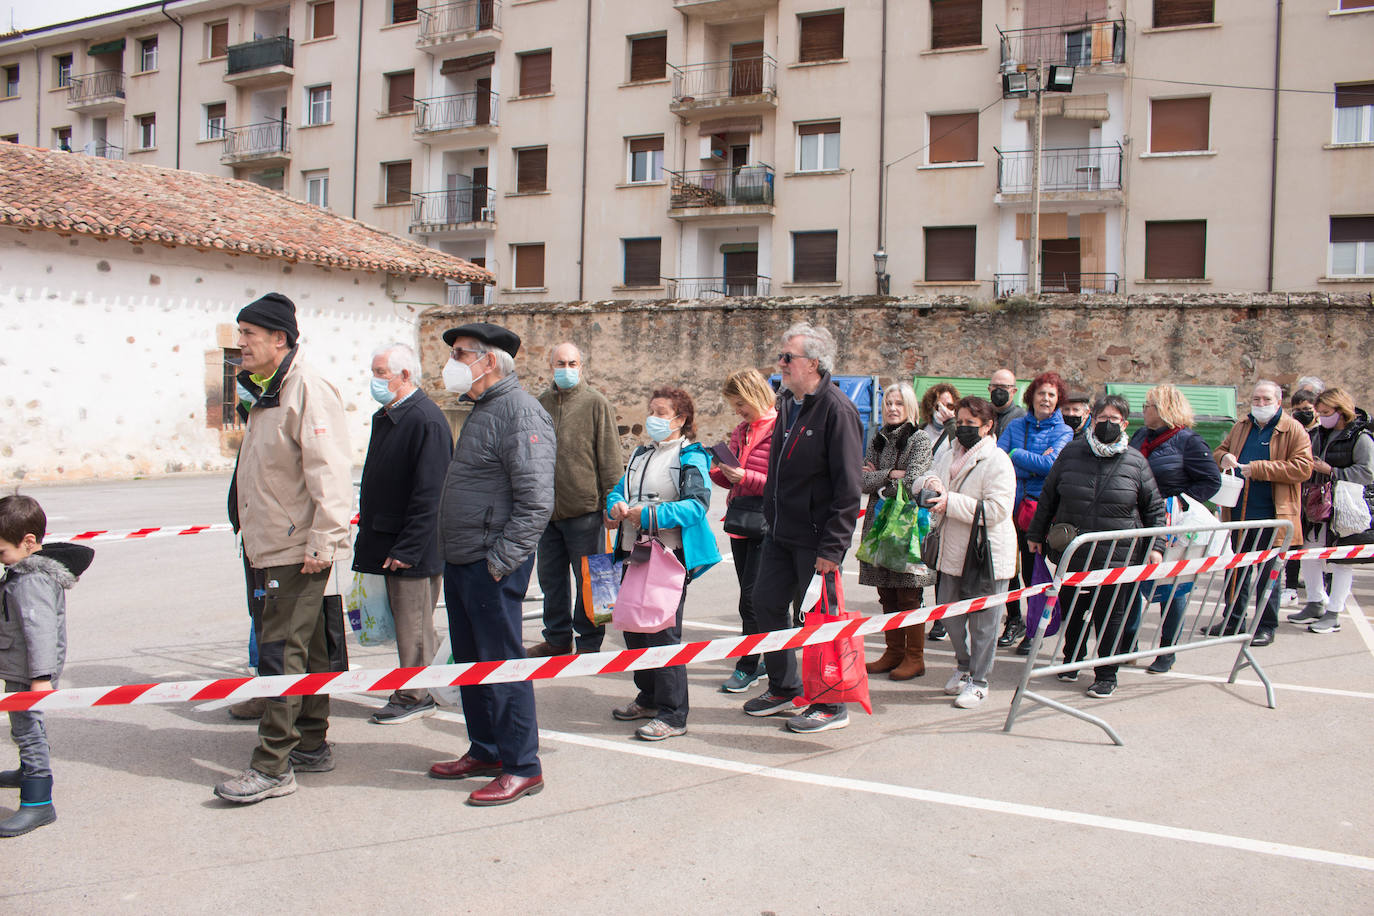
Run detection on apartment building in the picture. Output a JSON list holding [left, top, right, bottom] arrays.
[[2, 0, 1370, 302]]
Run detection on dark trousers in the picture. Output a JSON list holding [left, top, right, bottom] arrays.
[[251, 565, 331, 776], [536, 511, 607, 652], [730, 535, 765, 674], [1004, 525, 1033, 625], [445, 557, 541, 778], [750, 537, 813, 698], [1060, 584, 1143, 684], [623, 584, 690, 727], [1222, 526, 1282, 633]]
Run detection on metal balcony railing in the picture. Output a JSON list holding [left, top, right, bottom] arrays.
[[414, 91, 499, 132], [221, 120, 291, 159], [665, 276, 770, 299], [446, 281, 488, 306], [412, 187, 495, 225], [670, 54, 776, 102], [667, 164, 775, 209], [995, 272, 1120, 297], [998, 19, 1125, 70], [90, 140, 123, 160], [996, 145, 1123, 194], [66, 70, 125, 105], [419, 0, 500, 40], [226, 36, 294, 75]]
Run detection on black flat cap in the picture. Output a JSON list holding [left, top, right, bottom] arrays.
[[237, 292, 299, 347], [1066, 389, 1092, 404], [442, 321, 521, 357]]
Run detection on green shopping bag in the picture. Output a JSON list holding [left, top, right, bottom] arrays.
[[856, 485, 929, 575]]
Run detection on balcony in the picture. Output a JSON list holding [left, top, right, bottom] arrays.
[[223, 36, 295, 87], [410, 187, 496, 235], [413, 91, 499, 145], [994, 272, 1120, 297], [674, 1, 778, 17], [995, 145, 1123, 202], [998, 19, 1125, 71], [66, 70, 125, 113], [670, 54, 777, 116], [665, 275, 770, 299], [417, 1, 502, 55], [667, 165, 775, 219], [220, 121, 291, 168], [89, 140, 123, 160], [446, 280, 490, 306]]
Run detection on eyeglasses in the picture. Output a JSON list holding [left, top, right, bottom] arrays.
[[777, 352, 810, 364], [451, 346, 487, 361], [989, 383, 1017, 392]]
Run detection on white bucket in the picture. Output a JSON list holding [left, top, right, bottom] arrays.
[[1214, 470, 1243, 508]]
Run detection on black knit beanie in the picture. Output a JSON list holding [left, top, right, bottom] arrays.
[[237, 292, 299, 347]]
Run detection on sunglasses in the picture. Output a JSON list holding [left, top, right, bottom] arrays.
[[778, 352, 811, 364]]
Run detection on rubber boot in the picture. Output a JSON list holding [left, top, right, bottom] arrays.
[[890, 626, 927, 680], [0, 769, 20, 789], [0, 776, 56, 837], [865, 630, 904, 674]]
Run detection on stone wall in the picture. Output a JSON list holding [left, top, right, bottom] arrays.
[[421, 292, 1374, 454]]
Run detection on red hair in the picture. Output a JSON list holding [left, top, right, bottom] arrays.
[[1023, 371, 1068, 410]]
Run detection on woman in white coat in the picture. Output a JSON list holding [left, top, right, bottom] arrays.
[[920, 396, 1018, 708]]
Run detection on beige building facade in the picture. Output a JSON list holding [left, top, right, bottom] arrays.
[[2, 0, 1370, 301]]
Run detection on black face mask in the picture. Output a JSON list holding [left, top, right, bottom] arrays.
[[1094, 420, 1123, 444], [954, 424, 982, 449], [1062, 413, 1084, 432], [990, 388, 1011, 408], [1293, 409, 1314, 427]]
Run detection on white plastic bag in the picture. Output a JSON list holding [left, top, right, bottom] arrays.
[[345, 572, 396, 646], [427, 637, 463, 707], [1332, 480, 1371, 537]]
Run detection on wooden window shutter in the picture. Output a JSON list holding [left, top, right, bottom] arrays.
[[792, 231, 838, 282], [924, 227, 977, 281], [1335, 83, 1374, 108], [629, 36, 667, 83], [928, 113, 979, 163], [517, 147, 548, 192], [797, 120, 839, 136], [1340, 0, 1374, 9], [1331, 217, 1374, 243], [799, 12, 844, 62], [1152, 0, 1214, 28], [210, 22, 228, 58], [312, 2, 334, 39], [392, 0, 418, 24], [629, 136, 664, 153], [515, 243, 545, 288], [1145, 220, 1207, 279], [930, 0, 982, 50], [387, 71, 414, 114], [623, 238, 661, 286], [207, 102, 226, 120], [385, 161, 411, 204], [1150, 97, 1209, 152], [519, 50, 552, 96]]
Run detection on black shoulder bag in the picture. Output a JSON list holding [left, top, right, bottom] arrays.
[[958, 500, 996, 599]]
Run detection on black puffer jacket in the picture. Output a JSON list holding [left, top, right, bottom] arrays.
[[1027, 439, 1167, 571]]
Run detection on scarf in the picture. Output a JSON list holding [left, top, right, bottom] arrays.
[[1087, 424, 1130, 458], [1138, 425, 1182, 459]]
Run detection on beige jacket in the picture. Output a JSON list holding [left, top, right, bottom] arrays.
[[236, 353, 353, 569], [928, 435, 1018, 581]]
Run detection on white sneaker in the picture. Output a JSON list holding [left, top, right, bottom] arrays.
[[944, 670, 970, 696], [954, 681, 988, 709], [1280, 588, 1299, 608]]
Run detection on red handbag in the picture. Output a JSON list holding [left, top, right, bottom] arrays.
[[799, 571, 872, 714]]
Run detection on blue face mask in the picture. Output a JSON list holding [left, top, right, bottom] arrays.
[[370, 376, 395, 405], [553, 367, 580, 389], [645, 415, 677, 442], [236, 382, 256, 406]]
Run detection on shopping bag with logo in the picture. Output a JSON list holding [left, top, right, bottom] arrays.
[[345, 572, 396, 647], [855, 485, 927, 575], [799, 571, 872, 714], [1332, 480, 1372, 537], [581, 531, 622, 627], [612, 508, 686, 634]]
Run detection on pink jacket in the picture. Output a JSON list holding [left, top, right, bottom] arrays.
[[709, 411, 776, 503]]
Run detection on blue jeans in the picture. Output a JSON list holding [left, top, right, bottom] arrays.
[[1148, 581, 1192, 649]]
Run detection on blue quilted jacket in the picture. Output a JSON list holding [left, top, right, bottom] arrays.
[[997, 410, 1073, 504]]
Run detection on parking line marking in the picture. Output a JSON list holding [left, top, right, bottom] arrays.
[[1343, 599, 1374, 663]]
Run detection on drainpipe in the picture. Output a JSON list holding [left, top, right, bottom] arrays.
[[1265, 0, 1283, 293], [575, 0, 592, 301], [33, 48, 40, 146], [160, 2, 184, 168], [875, 0, 887, 291], [350, 0, 365, 218]]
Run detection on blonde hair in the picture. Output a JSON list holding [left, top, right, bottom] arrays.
[[882, 381, 919, 425], [1317, 387, 1357, 424], [722, 368, 776, 416], [1147, 384, 1195, 429]]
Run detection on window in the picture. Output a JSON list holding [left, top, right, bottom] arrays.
[[1153, 0, 1213, 28], [513, 243, 546, 289], [311, 1, 335, 39], [207, 21, 229, 59], [1334, 83, 1374, 144], [628, 136, 664, 182], [930, 0, 981, 50], [518, 49, 552, 96], [383, 160, 412, 204], [623, 238, 661, 287], [136, 114, 156, 149], [139, 37, 158, 72], [924, 227, 976, 281], [52, 126, 72, 150], [386, 70, 414, 114], [1339, 0, 1374, 7], [798, 11, 844, 62], [2, 135, 18, 143], [628, 35, 667, 83], [205, 102, 226, 139], [1330, 217, 1374, 277], [516, 146, 549, 192], [305, 170, 330, 209], [928, 112, 979, 163], [222, 347, 243, 429], [1145, 220, 1207, 279], [54, 54, 72, 88], [4, 65, 19, 98], [792, 231, 839, 282], [797, 121, 840, 171], [1150, 97, 1210, 152], [390, 0, 419, 25], [307, 84, 332, 125]]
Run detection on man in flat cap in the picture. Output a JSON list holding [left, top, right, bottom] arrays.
[[428, 322, 556, 806], [214, 292, 353, 805]]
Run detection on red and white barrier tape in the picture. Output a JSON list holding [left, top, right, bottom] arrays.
[[47, 516, 361, 543]]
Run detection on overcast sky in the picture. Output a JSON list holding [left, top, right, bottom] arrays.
[[6, 0, 137, 31]]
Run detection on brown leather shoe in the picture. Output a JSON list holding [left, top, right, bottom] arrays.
[[228, 697, 267, 720], [428, 754, 504, 780], [526, 640, 572, 658], [467, 773, 544, 806]]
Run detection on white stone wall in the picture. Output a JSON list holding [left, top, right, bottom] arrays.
[[0, 229, 448, 481]]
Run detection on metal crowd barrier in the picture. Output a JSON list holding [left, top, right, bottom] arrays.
[[1004, 518, 1293, 746]]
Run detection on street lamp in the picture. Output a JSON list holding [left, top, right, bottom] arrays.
[[873, 248, 890, 296]]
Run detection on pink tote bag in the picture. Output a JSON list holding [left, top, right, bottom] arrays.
[[612, 525, 686, 634]]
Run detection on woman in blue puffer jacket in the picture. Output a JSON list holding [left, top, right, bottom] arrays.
[[996, 371, 1073, 649]]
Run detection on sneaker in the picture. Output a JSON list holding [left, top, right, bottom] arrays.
[[612, 701, 659, 721], [928, 621, 947, 641], [1086, 679, 1117, 698], [288, 742, 334, 773], [213, 767, 297, 804], [1056, 670, 1079, 682], [1286, 602, 1326, 625], [785, 704, 849, 733], [997, 618, 1026, 648], [1308, 611, 1342, 634], [954, 682, 988, 709], [944, 670, 970, 696], [1280, 588, 1300, 608], [743, 690, 798, 717], [720, 668, 765, 694], [370, 698, 437, 725], [1014, 637, 1034, 657], [635, 718, 687, 741]]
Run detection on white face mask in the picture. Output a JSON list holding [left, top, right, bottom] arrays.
[[443, 356, 488, 395], [1251, 404, 1279, 426]]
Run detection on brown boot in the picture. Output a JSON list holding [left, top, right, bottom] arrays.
[[889, 626, 927, 680], [865, 629, 904, 674], [228, 697, 267, 720]]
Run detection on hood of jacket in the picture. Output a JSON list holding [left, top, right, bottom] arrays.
[[5, 543, 94, 587]]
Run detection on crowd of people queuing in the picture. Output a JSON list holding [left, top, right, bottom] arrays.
[[3, 294, 1370, 833]]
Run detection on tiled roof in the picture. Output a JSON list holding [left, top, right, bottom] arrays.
[[0, 143, 492, 283]]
